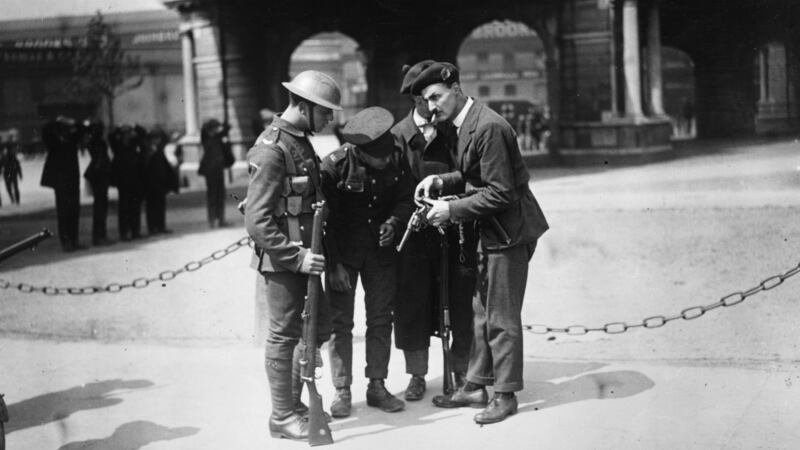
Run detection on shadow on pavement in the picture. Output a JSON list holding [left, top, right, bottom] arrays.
[[57, 420, 200, 450], [330, 360, 652, 441], [6, 379, 154, 434]]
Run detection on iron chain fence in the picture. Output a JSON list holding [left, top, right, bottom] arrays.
[[0, 236, 253, 296], [524, 260, 800, 335]]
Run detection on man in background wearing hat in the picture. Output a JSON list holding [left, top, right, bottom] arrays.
[[391, 61, 478, 402], [321, 106, 415, 418], [245, 70, 341, 441], [412, 61, 549, 424]]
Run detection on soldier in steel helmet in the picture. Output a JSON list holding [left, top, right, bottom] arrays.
[[244, 70, 341, 441], [320, 106, 415, 418]]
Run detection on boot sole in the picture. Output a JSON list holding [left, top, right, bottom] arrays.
[[269, 430, 307, 440]]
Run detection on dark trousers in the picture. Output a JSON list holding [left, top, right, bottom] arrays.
[[204, 170, 226, 225], [145, 191, 167, 233], [5, 178, 20, 204], [395, 227, 476, 375], [54, 185, 80, 247], [89, 180, 109, 241], [262, 270, 331, 362], [327, 253, 396, 388], [467, 241, 536, 393], [117, 187, 142, 239]]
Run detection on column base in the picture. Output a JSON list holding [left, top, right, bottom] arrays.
[[556, 117, 674, 166]]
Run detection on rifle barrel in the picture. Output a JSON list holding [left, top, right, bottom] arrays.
[[0, 229, 53, 265]]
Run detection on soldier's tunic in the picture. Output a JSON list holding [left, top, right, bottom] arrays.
[[440, 99, 549, 392], [244, 116, 331, 363], [321, 144, 414, 387], [391, 109, 477, 375]]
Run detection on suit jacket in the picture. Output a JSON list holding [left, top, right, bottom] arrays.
[[441, 100, 549, 250]]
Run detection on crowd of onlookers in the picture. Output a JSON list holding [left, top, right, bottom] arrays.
[[39, 116, 182, 252]]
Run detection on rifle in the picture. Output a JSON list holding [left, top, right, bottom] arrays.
[[0, 229, 53, 265], [1, 228, 53, 450], [300, 201, 333, 446], [438, 230, 457, 395]]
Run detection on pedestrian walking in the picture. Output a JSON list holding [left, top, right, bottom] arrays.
[[391, 60, 477, 402], [84, 121, 113, 246], [199, 119, 234, 228], [412, 61, 549, 424], [244, 70, 341, 442], [321, 106, 415, 418], [41, 116, 85, 252]]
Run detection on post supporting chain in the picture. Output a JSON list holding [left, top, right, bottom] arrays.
[[0, 236, 254, 296]]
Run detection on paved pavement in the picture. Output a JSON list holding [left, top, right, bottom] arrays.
[[2, 137, 800, 449]]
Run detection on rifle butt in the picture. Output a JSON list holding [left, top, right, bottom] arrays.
[[305, 383, 333, 446]]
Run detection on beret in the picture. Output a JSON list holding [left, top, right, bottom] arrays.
[[341, 106, 395, 157], [409, 61, 460, 96], [400, 59, 436, 95]]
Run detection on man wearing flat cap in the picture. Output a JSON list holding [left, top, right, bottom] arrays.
[[391, 60, 478, 402], [412, 61, 549, 424], [321, 106, 415, 418]]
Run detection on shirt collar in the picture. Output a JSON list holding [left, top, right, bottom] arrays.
[[452, 97, 474, 131]]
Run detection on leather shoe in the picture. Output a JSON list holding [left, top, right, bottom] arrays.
[[405, 375, 426, 401], [330, 387, 352, 418], [366, 379, 405, 412], [474, 394, 518, 424], [269, 412, 308, 440], [432, 385, 488, 408]]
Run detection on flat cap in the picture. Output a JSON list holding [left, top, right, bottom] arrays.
[[400, 59, 435, 95], [409, 61, 460, 96], [341, 106, 395, 157]]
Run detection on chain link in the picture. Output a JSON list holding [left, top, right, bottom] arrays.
[[0, 236, 253, 296], [524, 260, 800, 335]]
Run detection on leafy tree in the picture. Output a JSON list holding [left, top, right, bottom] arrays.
[[70, 11, 143, 127]]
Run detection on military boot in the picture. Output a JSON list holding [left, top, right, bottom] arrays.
[[330, 387, 352, 418], [366, 379, 405, 412], [265, 358, 308, 440]]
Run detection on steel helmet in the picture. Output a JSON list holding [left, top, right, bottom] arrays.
[[282, 70, 343, 111]]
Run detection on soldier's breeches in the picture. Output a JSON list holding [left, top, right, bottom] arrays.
[[466, 242, 536, 392], [327, 262, 395, 388], [261, 271, 331, 361]]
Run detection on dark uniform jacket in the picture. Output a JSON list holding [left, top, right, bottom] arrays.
[[320, 144, 415, 269], [245, 117, 321, 273], [41, 122, 80, 189], [441, 100, 549, 249]]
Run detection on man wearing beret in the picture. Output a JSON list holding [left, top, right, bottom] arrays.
[[245, 70, 341, 441], [322, 106, 415, 418], [391, 61, 478, 402], [412, 61, 549, 424]]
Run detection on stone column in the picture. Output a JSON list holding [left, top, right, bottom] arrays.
[[180, 23, 199, 137], [622, 0, 644, 118], [758, 47, 769, 102], [647, 1, 665, 116]]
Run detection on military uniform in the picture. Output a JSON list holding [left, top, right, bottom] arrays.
[[245, 116, 332, 362], [391, 109, 477, 378], [321, 140, 414, 388]]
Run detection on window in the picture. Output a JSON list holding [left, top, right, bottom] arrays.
[[478, 85, 490, 97], [504, 84, 517, 97], [476, 52, 489, 63], [503, 52, 515, 69]]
